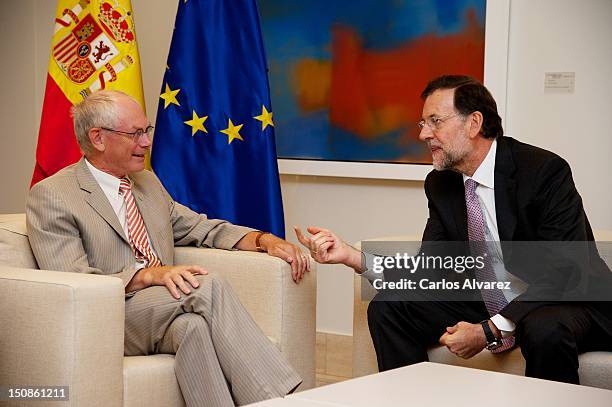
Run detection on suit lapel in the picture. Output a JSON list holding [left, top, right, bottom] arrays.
[[450, 174, 469, 241], [76, 159, 129, 244], [494, 137, 518, 259]]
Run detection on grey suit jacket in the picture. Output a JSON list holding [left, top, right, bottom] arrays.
[[26, 158, 254, 288]]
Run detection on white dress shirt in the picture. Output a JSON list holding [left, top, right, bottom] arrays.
[[85, 159, 150, 270]]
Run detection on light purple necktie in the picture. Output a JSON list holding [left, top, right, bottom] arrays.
[[465, 178, 515, 352]]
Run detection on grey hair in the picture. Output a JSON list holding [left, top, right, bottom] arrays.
[[71, 90, 132, 155]]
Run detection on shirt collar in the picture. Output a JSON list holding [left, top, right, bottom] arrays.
[[85, 158, 122, 198], [462, 138, 497, 189]]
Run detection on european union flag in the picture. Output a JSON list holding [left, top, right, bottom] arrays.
[[151, 0, 285, 237]]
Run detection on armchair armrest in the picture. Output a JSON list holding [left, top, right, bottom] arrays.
[[0, 266, 125, 407], [173, 247, 317, 389]]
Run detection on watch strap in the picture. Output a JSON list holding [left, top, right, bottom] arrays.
[[255, 231, 270, 252], [481, 320, 501, 350]]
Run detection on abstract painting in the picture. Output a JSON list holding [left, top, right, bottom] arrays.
[[259, 0, 486, 164]]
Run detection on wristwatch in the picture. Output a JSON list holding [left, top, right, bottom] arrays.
[[480, 320, 502, 351]]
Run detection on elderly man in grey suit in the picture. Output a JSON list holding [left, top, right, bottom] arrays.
[[26, 90, 306, 407]]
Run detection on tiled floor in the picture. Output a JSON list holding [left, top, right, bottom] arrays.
[[315, 332, 353, 387]]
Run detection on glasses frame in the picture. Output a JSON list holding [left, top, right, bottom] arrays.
[[101, 125, 154, 142], [417, 113, 463, 132]]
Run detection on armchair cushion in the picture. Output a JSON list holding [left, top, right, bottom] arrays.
[[123, 355, 184, 407], [0, 213, 37, 268]]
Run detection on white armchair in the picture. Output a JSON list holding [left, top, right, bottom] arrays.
[[0, 214, 316, 407], [352, 233, 612, 390]]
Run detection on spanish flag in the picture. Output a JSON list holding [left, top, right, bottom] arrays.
[[31, 0, 145, 186]]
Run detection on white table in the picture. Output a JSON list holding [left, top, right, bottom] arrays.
[[249, 362, 612, 406]]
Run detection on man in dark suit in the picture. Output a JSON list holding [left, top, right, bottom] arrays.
[[295, 75, 612, 384]]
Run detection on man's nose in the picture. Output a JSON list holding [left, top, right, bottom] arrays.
[[139, 133, 152, 147], [418, 126, 432, 142]]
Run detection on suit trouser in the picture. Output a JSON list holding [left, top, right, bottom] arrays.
[[123, 273, 302, 407], [367, 297, 612, 384]]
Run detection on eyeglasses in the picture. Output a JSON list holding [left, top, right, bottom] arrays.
[[417, 114, 462, 131], [101, 125, 154, 141]]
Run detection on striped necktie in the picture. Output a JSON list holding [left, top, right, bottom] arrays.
[[119, 177, 161, 268], [465, 178, 515, 352]]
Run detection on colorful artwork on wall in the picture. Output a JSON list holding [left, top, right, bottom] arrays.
[[259, 0, 486, 164]]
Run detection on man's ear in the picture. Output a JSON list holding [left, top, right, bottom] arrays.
[[467, 111, 484, 139], [89, 128, 105, 152]]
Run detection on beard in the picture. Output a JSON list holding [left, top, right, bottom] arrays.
[[430, 131, 469, 172], [433, 149, 467, 171]]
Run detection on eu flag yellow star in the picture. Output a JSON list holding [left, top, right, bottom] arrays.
[[220, 119, 244, 144], [160, 83, 181, 109], [184, 110, 208, 136], [253, 105, 274, 130]]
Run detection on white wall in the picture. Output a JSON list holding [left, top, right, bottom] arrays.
[[0, 0, 37, 213], [505, 0, 612, 232], [280, 175, 427, 334], [0, 0, 610, 335]]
